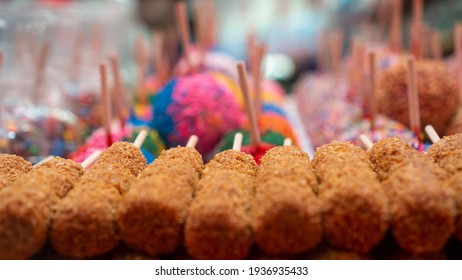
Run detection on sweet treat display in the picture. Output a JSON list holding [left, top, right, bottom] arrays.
[[313, 141, 389, 253], [151, 73, 244, 155], [5, 0, 462, 262], [118, 139, 202, 255], [252, 145, 322, 255], [376, 60, 459, 136], [50, 141, 147, 258]]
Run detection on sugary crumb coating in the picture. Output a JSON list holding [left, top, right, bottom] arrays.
[[118, 174, 194, 255], [252, 178, 322, 255], [140, 158, 199, 187], [185, 170, 253, 260], [50, 183, 121, 259], [312, 141, 369, 168], [260, 145, 310, 165], [78, 165, 136, 195], [320, 181, 390, 253], [256, 160, 318, 194], [92, 142, 147, 176], [445, 173, 462, 242], [0, 171, 60, 259], [202, 150, 257, 178], [383, 165, 455, 254], [368, 137, 418, 181], [156, 146, 204, 175], [35, 156, 84, 184], [0, 154, 32, 190], [427, 133, 462, 162]]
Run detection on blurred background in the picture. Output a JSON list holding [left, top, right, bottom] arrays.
[[0, 0, 461, 87]]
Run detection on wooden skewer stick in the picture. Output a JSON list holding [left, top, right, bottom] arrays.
[[406, 56, 422, 146], [99, 62, 113, 148], [109, 53, 129, 130], [368, 51, 377, 130], [81, 150, 103, 169], [134, 35, 148, 104], [359, 134, 374, 150], [34, 155, 55, 166], [133, 129, 148, 149], [186, 135, 199, 148], [237, 62, 261, 147], [390, 0, 403, 52], [431, 30, 442, 60], [33, 40, 50, 103], [424, 125, 441, 144], [283, 138, 292, 146], [254, 43, 266, 119], [232, 132, 244, 151], [455, 23, 462, 92], [175, 1, 193, 73], [411, 0, 423, 59]]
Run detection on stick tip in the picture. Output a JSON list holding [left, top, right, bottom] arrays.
[[232, 132, 244, 151], [186, 134, 199, 148], [283, 138, 292, 146]]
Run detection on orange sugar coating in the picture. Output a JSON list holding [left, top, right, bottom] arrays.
[[78, 165, 136, 195], [427, 133, 462, 163], [259, 145, 310, 165], [0, 154, 32, 189], [118, 174, 194, 256], [428, 149, 462, 176], [383, 165, 455, 254], [320, 181, 389, 253], [445, 173, 462, 243], [140, 158, 199, 187], [35, 156, 84, 184], [185, 170, 253, 260], [92, 142, 147, 176], [13, 169, 74, 199], [252, 178, 322, 256], [313, 153, 375, 184], [312, 141, 369, 170], [377, 60, 459, 135], [316, 166, 378, 194], [256, 160, 318, 194], [368, 137, 419, 181], [202, 150, 257, 178], [156, 146, 204, 176], [50, 183, 121, 259], [0, 170, 62, 259]]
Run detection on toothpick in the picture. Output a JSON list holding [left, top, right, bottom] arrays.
[[232, 132, 243, 151], [359, 134, 374, 150], [283, 138, 292, 146], [99, 62, 113, 147], [237, 62, 261, 147], [424, 125, 440, 144], [186, 134, 199, 148], [81, 150, 103, 169], [133, 129, 148, 148]]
